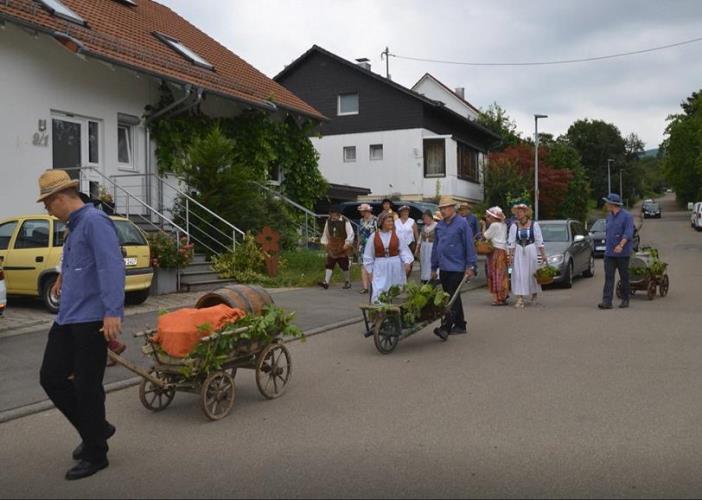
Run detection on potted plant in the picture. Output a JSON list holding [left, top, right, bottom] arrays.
[[148, 232, 194, 294], [98, 185, 115, 214]]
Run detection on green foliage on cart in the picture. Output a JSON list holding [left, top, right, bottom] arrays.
[[375, 283, 450, 327], [181, 305, 303, 377]]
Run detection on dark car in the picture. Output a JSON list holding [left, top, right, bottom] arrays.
[[540, 219, 595, 288], [588, 218, 640, 257], [642, 200, 661, 218], [336, 200, 439, 227]]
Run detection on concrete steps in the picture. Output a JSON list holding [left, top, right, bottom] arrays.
[[178, 254, 237, 292]]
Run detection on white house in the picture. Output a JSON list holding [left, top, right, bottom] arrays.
[[0, 0, 322, 219], [275, 46, 498, 204]]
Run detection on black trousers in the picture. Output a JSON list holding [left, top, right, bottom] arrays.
[[603, 256, 630, 304], [40, 322, 109, 462], [440, 271, 466, 329]]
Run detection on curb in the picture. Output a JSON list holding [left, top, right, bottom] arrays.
[[0, 279, 487, 423]]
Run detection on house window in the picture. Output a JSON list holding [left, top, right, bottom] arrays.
[[457, 143, 479, 182], [370, 144, 383, 161], [154, 32, 214, 70], [88, 121, 99, 164], [118, 124, 133, 167], [423, 139, 445, 177], [268, 164, 283, 186], [38, 0, 86, 26], [343, 146, 357, 163], [338, 93, 359, 116]]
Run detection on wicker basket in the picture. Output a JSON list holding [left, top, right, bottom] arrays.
[[475, 240, 495, 255], [534, 274, 554, 286]]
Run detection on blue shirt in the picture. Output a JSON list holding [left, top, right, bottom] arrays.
[[58, 205, 125, 325], [605, 208, 635, 257], [464, 213, 479, 238], [431, 214, 477, 272]]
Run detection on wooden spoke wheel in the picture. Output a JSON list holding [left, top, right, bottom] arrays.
[[615, 281, 623, 299], [659, 274, 670, 297], [200, 371, 236, 421], [139, 369, 175, 412], [372, 313, 400, 355], [256, 342, 292, 400], [647, 280, 657, 300]]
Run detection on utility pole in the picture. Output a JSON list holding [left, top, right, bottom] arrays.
[[381, 46, 391, 80], [607, 158, 614, 195], [620, 169, 623, 198]]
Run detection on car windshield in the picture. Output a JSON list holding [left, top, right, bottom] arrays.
[[644, 203, 659, 210], [539, 223, 570, 242], [113, 220, 147, 246], [590, 219, 606, 232]]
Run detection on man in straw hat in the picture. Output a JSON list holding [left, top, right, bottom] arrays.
[[598, 193, 635, 309], [458, 201, 480, 239], [36, 169, 125, 480], [431, 195, 477, 340]]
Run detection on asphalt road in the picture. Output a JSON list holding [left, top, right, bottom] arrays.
[[1, 194, 701, 498]]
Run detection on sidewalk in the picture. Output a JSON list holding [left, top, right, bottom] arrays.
[[0, 272, 486, 420]]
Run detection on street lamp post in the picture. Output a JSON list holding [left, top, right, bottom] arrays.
[[607, 158, 614, 195], [620, 169, 624, 203], [534, 114, 548, 220]]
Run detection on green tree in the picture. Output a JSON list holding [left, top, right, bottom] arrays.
[[545, 142, 591, 222], [661, 90, 702, 205], [477, 102, 523, 151], [562, 119, 626, 201]]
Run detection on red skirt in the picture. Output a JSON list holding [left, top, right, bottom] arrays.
[[487, 248, 510, 302]]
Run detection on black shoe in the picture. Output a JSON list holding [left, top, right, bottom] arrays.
[[597, 303, 613, 310], [318, 281, 329, 290], [65, 459, 109, 481], [433, 327, 449, 341], [449, 325, 467, 335], [343, 282, 352, 289], [619, 301, 630, 309], [73, 424, 115, 461]]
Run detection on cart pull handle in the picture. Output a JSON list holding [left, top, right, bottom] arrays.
[[446, 275, 470, 309], [106, 351, 168, 388]]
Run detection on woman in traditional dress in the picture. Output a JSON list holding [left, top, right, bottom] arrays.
[[507, 200, 548, 308], [395, 205, 419, 277], [415, 210, 438, 284], [482, 206, 510, 306], [363, 212, 414, 303], [356, 203, 377, 294], [380, 198, 399, 221]]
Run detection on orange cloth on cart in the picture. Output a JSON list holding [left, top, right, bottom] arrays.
[[154, 304, 246, 358]]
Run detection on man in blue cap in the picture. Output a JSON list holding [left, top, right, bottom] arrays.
[[598, 193, 635, 309]]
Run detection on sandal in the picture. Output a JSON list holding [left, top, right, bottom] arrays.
[[359, 288, 369, 294]]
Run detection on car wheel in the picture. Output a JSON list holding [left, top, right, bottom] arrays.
[[126, 288, 150, 305], [582, 254, 595, 278], [563, 261, 574, 289], [42, 274, 60, 314]]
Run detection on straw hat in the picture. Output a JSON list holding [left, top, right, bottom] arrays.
[[510, 198, 533, 217], [357, 203, 373, 213], [433, 210, 442, 221], [36, 169, 79, 202], [398, 205, 410, 213], [486, 206, 505, 221], [458, 201, 472, 210], [437, 195, 456, 208]]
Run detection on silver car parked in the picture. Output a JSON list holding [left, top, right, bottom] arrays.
[[540, 219, 596, 288]]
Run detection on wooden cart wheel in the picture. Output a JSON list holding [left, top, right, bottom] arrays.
[[647, 280, 657, 300], [372, 314, 400, 355], [139, 370, 175, 412], [256, 342, 292, 400], [659, 274, 670, 297], [200, 371, 236, 421], [615, 281, 622, 299]]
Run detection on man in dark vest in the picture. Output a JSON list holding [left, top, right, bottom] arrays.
[[319, 206, 354, 289]]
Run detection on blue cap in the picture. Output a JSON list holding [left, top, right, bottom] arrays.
[[602, 193, 623, 206]]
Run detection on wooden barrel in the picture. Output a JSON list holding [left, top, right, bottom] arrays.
[[195, 285, 274, 315]]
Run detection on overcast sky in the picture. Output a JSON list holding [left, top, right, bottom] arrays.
[[160, 0, 702, 149]]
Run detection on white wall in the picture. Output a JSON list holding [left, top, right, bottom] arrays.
[[413, 77, 479, 120], [0, 24, 157, 217], [311, 129, 484, 203]]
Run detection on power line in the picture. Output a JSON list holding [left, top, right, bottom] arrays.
[[389, 35, 702, 67]]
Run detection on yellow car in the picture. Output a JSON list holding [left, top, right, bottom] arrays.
[[0, 214, 153, 313]]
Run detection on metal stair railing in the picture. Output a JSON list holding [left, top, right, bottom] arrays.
[[109, 173, 244, 255]]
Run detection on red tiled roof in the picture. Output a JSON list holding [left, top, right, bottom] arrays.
[[0, 0, 324, 120]]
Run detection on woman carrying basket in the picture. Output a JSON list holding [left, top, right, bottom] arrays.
[[507, 200, 547, 308], [483, 206, 510, 306]]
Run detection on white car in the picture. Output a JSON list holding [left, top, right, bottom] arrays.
[[0, 264, 6, 317], [691, 202, 702, 231]]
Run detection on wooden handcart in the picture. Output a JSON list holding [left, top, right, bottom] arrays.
[[108, 327, 292, 421], [359, 277, 468, 355], [616, 252, 669, 300]]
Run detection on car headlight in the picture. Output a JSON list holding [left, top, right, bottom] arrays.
[[548, 254, 564, 265]]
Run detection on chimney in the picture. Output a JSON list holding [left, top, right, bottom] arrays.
[[454, 87, 465, 99], [356, 58, 371, 71]]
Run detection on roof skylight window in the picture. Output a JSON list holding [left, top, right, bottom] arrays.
[[154, 32, 214, 70], [114, 0, 137, 5], [37, 0, 86, 26]]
